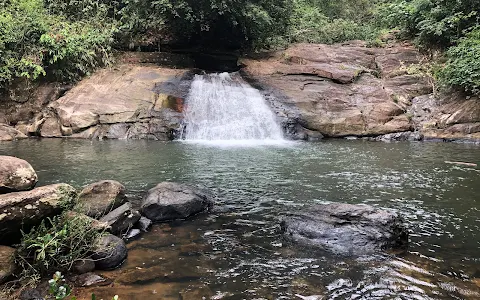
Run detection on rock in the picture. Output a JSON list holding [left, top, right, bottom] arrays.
[[0, 124, 28, 141], [141, 182, 214, 222], [242, 43, 433, 138], [0, 246, 16, 284], [46, 65, 190, 140], [19, 288, 43, 300], [281, 203, 408, 255], [71, 259, 95, 275], [91, 234, 128, 270], [64, 211, 110, 231], [372, 131, 423, 142], [137, 216, 152, 232], [0, 183, 77, 244], [126, 228, 141, 239], [99, 202, 141, 235], [0, 156, 38, 194], [71, 272, 112, 287], [75, 180, 127, 218]]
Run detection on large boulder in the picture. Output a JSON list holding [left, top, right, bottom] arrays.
[[141, 182, 214, 222], [74, 180, 127, 218], [99, 202, 141, 235], [91, 234, 127, 270], [0, 183, 77, 244], [0, 246, 16, 284], [0, 156, 38, 194], [281, 203, 408, 256]]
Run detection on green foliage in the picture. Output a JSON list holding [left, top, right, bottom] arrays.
[[15, 214, 103, 283], [0, 0, 116, 88], [287, 0, 379, 44], [376, 0, 480, 49], [437, 27, 480, 95]]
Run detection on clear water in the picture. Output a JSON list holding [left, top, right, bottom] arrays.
[[181, 73, 285, 145], [1, 139, 479, 299]]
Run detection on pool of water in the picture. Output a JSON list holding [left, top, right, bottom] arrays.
[[1, 139, 479, 299]]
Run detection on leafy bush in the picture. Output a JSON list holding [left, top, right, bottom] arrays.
[[15, 214, 104, 283], [437, 27, 480, 95], [0, 0, 116, 88]]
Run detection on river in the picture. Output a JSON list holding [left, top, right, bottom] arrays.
[[1, 139, 479, 299]]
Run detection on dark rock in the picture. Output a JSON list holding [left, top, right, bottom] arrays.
[[0, 184, 77, 244], [71, 272, 112, 287], [0, 246, 16, 284], [281, 203, 408, 256], [372, 131, 423, 142], [71, 259, 95, 275], [74, 180, 127, 218], [99, 202, 141, 235], [19, 289, 43, 300], [0, 156, 37, 194], [91, 234, 128, 270], [141, 182, 214, 222]]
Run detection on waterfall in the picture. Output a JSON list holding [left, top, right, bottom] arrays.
[[181, 72, 285, 145]]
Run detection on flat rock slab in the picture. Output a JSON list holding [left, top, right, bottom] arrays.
[[0, 183, 77, 244], [281, 203, 408, 256], [0, 156, 37, 194], [141, 182, 214, 222], [99, 202, 141, 235]]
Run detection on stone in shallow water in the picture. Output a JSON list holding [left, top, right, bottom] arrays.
[[281, 203, 408, 256], [75, 180, 127, 218], [140, 182, 214, 222], [0, 156, 37, 194], [99, 202, 141, 235], [91, 234, 128, 270], [71, 273, 112, 287]]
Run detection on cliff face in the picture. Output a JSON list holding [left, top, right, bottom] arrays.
[[0, 43, 479, 142], [241, 42, 480, 142]]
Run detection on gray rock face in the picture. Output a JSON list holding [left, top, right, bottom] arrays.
[[281, 203, 408, 256], [91, 234, 127, 270], [99, 202, 141, 235], [137, 216, 152, 232], [75, 180, 127, 218], [0, 183, 77, 244], [0, 156, 37, 194], [141, 182, 214, 222], [0, 246, 16, 284]]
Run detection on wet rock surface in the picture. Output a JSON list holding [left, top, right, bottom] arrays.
[[91, 234, 128, 270], [99, 202, 141, 235], [71, 273, 112, 287], [141, 182, 214, 222], [0, 183, 77, 244], [0, 124, 28, 141], [75, 180, 127, 218], [0, 156, 37, 194], [281, 203, 409, 255]]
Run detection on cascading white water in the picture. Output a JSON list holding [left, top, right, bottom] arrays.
[[181, 72, 285, 145]]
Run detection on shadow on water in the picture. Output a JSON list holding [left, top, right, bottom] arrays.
[[1, 139, 479, 299]]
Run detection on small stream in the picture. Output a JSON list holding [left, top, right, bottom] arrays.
[[1, 139, 479, 299]]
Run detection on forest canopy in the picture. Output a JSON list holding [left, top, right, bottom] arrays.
[[1, 0, 479, 94]]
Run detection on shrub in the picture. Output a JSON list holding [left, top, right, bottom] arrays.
[[15, 214, 104, 283], [437, 27, 480, 95]]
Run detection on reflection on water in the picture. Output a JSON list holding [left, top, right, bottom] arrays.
[[1, 139, 479, 299]]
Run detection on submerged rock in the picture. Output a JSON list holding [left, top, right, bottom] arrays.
[[0, 246, 16, 284], [75, 180, 127, 218], [91, 234, 128, 270], [0, 156, 37, 194], [137, 216, 152, 232], [141, 182, 214, 222], [281, 203, 408, 255], [99, 202, 141, 235], [0, 183, 77, 244], [71, 272, 112, 287]]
